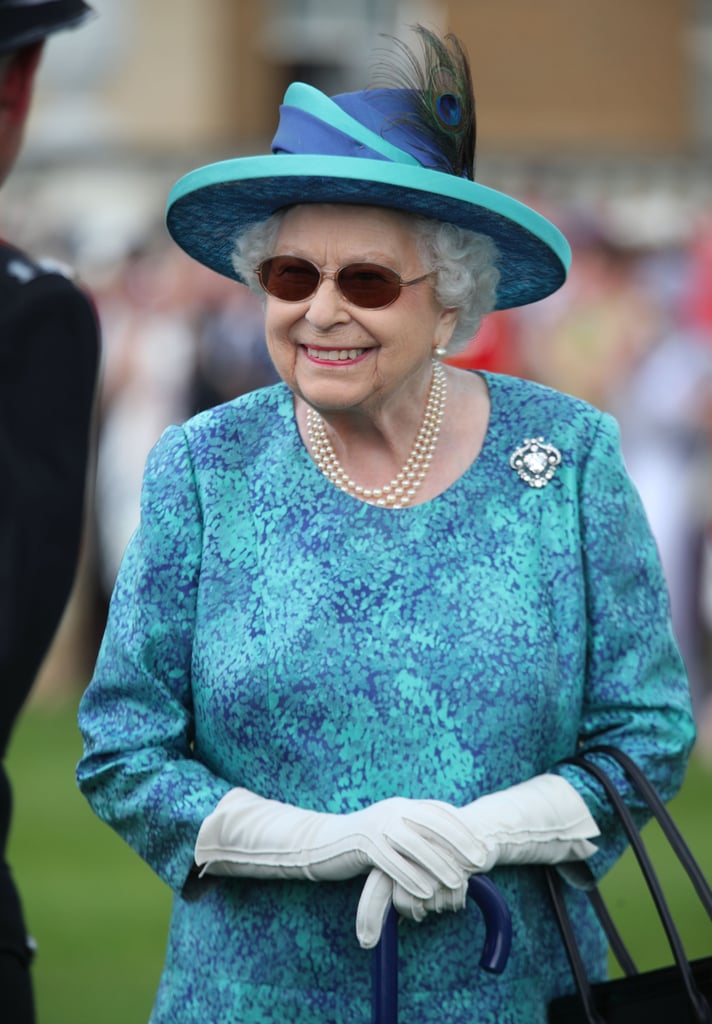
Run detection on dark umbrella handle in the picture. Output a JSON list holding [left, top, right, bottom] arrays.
[[467, 874, 513, 974], [371, 875, 512, 1024]]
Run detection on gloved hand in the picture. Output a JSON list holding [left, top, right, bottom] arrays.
[[195, 789, 488, 904], [355, 774, 599, 948], [357, 868, 468, 948]]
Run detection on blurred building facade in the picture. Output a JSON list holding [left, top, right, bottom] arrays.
[[1, 0, 704, 264], [26, 0, 709, 159]]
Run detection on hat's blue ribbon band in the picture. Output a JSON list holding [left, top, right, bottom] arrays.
[[272, 107, 404, 164]]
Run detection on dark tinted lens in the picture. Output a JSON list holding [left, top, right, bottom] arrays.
[[259, 256, 320, 301], [337, 264, 401, 308]]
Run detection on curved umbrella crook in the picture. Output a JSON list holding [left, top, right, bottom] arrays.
[[371, 875, 512, 1023]]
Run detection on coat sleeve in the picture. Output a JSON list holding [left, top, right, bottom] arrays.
[[77, 423, 232, 896], [555, 410, 696, 880], [0, 269, 99, 752]]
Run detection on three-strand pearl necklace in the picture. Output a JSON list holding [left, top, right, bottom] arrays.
[[305, 360, 447, 509]]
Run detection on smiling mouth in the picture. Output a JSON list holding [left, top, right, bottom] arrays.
[[305, 347, 367, 362]]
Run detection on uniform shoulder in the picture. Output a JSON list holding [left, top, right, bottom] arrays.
[[0, 240, 98, 311], [0, 240, 78, 285], [0, 240, 98, 330]]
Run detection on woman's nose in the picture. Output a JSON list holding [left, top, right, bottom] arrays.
[[304, 276, 351, 328]]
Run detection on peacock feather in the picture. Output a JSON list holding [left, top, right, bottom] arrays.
[[372, 24, 477, 180]]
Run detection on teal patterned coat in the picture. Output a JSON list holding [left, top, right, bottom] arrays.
[[77, 372, 695, 1023]]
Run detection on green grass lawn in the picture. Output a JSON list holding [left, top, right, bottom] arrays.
[[5, 700, 712, 1023], [7, 700, 171, 1024]]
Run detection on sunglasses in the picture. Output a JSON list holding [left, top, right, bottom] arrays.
[[255, 255, 431, 309]]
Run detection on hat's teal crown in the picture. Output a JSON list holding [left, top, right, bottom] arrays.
[[166, 81, 571, 310]]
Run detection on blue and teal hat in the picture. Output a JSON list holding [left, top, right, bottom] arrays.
[[166, 79, 570, 310]]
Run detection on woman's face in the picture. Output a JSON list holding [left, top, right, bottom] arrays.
[[263, 204, 457, 417]]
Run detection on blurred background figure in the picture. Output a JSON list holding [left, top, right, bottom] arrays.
[[189, 269, 279, 412], [91, 234, 195, 597], [515, 212, 658, 412], [613, 231, 712, 741], [0, 2, 98, 1021]]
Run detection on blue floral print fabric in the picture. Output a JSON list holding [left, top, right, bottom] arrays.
[[77, 372, 695, 1023]]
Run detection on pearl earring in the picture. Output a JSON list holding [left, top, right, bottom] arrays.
[[434, 346, 447, 359]]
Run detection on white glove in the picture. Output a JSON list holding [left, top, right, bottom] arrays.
[[355, 774, 599, 948], [195, 789, 488, 902], [457, 773, 599, 870]]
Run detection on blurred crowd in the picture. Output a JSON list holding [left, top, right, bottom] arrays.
[[18, 196, 712, 757]]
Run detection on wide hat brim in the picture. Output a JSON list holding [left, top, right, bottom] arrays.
[[166, 153, 570, 311]]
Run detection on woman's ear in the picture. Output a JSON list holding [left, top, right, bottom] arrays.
[[434, 306, 459, 354], [0, 42, 44, 124]]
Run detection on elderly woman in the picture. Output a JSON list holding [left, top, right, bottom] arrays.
[[77, 27, 694, 1024]]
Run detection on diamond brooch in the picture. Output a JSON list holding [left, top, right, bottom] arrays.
[[510, 437, 561, 488]]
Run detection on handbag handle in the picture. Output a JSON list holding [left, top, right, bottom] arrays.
[[545, 867, 606, 1024], [371, 874, 512, 1024], [587, 745, 712, 914], [548, 746, 712, 1024]]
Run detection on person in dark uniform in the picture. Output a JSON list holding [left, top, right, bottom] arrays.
[[0, 3, 98, 1020]]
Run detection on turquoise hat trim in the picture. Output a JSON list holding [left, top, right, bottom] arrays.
[[168, 154, 564, 254]]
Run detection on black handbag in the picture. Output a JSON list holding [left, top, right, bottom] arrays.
[[546, 745, 712, 1023]]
